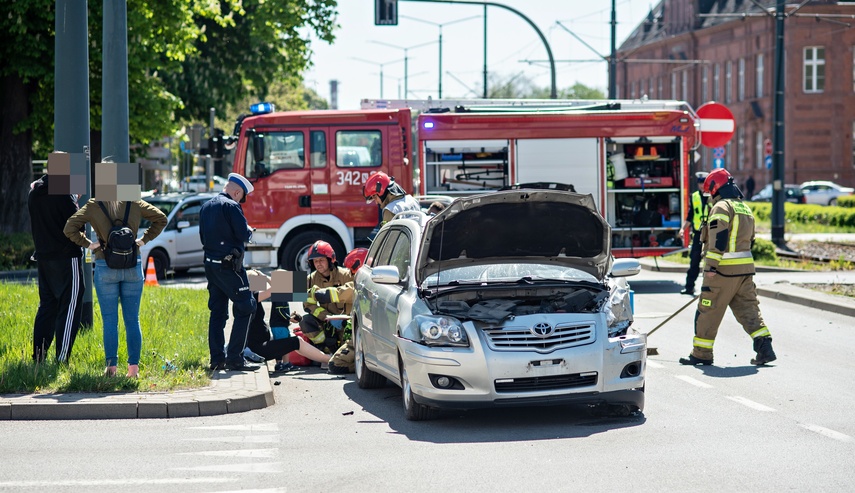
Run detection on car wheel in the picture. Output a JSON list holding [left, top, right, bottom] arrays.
[[148, 249, 169, 280], [400, 358, 435, 421], [279, 231, 345, 272], [355, 326, 386, 389], [830, 198, 838, 206]]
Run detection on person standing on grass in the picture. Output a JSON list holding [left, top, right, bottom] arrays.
[[28, 172, 85, 364], [199, 173, 258, 372], [64, 196, 167, 378]]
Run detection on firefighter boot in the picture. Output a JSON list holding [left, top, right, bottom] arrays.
[[679, 354, 713, 366], [750, 336, 777, 366]]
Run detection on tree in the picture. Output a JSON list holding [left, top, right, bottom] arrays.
[[0, 0, 337, 234], [477, 72, 606, 100]]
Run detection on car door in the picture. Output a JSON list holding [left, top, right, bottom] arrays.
[[355, 228, 391, 366], [171, 198, 208, 268], [373, 228, 413, 373]]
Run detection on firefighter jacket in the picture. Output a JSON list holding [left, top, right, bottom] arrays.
[[689, 191, 710, 232], [303, 266, 355, 322], [380, 193, 420, 224], [700, 195, 756, 276]]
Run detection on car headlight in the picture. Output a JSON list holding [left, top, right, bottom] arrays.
[[606, 285, 633, 337], [416, 315, 469, 347]]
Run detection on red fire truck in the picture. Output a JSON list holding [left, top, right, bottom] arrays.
[[364, 98, 714, 258], [229, 104, 413, 270]]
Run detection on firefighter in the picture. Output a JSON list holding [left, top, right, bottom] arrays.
[[343, 247, 369, 275], [299, 240, 354, 360], [363, 171, 420, 225], [679, 168, 777, 366], [680, 171, 711, 295]]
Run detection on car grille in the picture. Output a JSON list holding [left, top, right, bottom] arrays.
[[494, 372, 598, 392], [483, 323, 596, 352]]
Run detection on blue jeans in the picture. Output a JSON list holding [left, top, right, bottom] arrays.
[[94, 258, 144, 366]]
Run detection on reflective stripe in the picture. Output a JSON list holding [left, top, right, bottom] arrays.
[[312, 306, 325, 317], [750, 327, 771, 338], [719, 257, 754, 266], [722, 251, 753, 258], [693, 337, 715, 349], [706, 251, 723, 261], [708, 213, 729, 223], [730, 213, 739, 252], [308, 331, 326, 344], [329, 288, 340, 303]]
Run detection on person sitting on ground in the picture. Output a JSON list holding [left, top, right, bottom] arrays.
[[299, 241, 354, 362]]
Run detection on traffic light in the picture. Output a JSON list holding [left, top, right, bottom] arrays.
[[375, 0, 397, 26]]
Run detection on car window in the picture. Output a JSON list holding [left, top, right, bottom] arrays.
[[336, 130, 381, 168], [374, 230, 401, 266], [387, 231, 412, 281], [367, 229, 389, 268], [247, 131, 305, 177], [310, 131, 327, 169], [140, 200, 177, 229], [173, 200, 204, 228]]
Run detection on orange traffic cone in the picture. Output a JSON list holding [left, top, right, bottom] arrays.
[[144, 256, 159, 287]]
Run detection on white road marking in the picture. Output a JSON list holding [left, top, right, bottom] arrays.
[[178, 448, 279, 458], [184, 435, 280, 443], [646, 360, 664, 369], [0, 478, 233, 487], [188, 424, 280, 432], [726, 396, 776, 412], [208, 489, 287, 493], [172, 462, 284, 473], [675, 375, 713, 388], [799, 423, 853, 443]]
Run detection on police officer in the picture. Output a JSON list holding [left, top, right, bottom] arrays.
[[680, 172, 710, 295], [363, 171, 420, 225], [299, 240, 355, 373], [200, 173, 258, 371], [679, 168, 777, 366]]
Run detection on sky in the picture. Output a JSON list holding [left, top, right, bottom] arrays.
[[304, 0, 658, 110]]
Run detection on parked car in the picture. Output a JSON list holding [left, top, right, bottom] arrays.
[[139, 193, 217, 279], [750, 183, 806, 204], [800, 180, 855, 206], [181, 175, 227, 193], [352, 188, 645, 420]]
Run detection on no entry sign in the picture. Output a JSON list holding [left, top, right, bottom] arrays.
[[697, 102, 735, 148]]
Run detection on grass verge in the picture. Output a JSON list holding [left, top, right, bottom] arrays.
[[0, 282, 211, 394]]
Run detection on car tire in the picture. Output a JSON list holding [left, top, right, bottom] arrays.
[[830, 198, 838, 206], [148, 249, 169, 280], [400, 357, 435, 421], [279, 231, 345, 272], [355, 326, 386, 389]]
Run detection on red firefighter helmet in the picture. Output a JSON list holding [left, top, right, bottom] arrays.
[[703, 168, 733, 197], [307, 240, 336, 263], [344, 248, 369, 274], [363, 171, 392, 202]]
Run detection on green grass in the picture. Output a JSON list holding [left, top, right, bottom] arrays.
[[0, 282, 211, 394]]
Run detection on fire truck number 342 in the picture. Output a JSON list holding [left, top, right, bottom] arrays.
[[336, 170, 371, 187]]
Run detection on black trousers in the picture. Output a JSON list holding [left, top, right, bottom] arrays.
[[685, 230, 703, 291], [205, 261, 256, 366], [33, 257, 84, 363]]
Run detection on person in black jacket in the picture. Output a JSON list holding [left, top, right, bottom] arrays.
[[28, 174, 85, 363]]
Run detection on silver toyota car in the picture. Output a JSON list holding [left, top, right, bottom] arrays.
[[352, 188, 646, 420]]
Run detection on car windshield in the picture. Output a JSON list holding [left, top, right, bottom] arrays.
[[423, 262, 598, 287], [140, 200, 177, 229]]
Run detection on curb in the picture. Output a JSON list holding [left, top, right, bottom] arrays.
[[0, 364, 274, 420], [755, 283, 855, 319]]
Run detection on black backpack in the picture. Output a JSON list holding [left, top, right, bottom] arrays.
[[98, 202, 138, 269]]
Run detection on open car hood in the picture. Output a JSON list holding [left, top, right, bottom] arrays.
[[416, 189, 612, 284]]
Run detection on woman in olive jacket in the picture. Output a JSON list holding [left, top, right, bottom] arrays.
[[64, 199, 167, 377]]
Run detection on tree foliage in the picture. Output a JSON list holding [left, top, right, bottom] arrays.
[[480, 72, 606, 100]]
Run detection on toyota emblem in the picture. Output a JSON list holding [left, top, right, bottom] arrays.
[[531, 322, 553, 337]]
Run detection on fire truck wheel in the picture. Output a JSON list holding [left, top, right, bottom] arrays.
[[280, 231, 345, 272]]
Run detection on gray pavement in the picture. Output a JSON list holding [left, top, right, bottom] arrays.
[[3, 250, 855, 420]]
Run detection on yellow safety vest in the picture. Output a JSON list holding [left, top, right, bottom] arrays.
[[691, 191, 710, 231]]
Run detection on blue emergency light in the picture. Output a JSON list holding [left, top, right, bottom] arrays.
[[423, 121, 434, 129], [250, 102, 275, 115]]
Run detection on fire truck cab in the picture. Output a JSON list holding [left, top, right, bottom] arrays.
[[230, 104, 412, 270]]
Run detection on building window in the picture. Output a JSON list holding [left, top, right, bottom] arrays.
[[804, 46, 825, 93], [702, 65, 709, 102], [756, 53, 764, 98], [725, 60, 733, 103], [737, 127, 745, 170], [738, 58, 745, 101], [713, 64, 720, 101], [671, 72, 677, 99], [756, 131, 764, 170]]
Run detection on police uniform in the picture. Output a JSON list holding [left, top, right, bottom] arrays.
[[299, 266, 354, 352], [683, 190, 710, 294], [688, 188, 772, 363], [199, 174, 257, 370]]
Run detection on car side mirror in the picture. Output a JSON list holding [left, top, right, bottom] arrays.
[[371, 265, 402, 284], [176, 220, 191, 231], [610, 258, 641, 277]]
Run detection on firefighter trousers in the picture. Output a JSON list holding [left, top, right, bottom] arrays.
[[692, 273, 771, 360]]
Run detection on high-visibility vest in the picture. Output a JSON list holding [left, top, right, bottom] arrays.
[[691, 191, 710, 231]]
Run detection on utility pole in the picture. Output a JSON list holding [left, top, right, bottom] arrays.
[[609, 0, 617, 98], [771, 0, 786, 246]]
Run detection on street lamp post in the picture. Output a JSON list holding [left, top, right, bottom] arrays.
[[369, 39, 438, 100], [352, 56, 405, 98], [399, 14, 481, 98]]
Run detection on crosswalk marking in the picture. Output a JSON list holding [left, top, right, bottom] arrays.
[[675, 375, 713, 388], [0, 478, 233, 487], [646, 360, 664, 369], [172, 463, 284, 473], [183, 435, 280, 443], [188, 424, 280, 432], [799, 423, 853, 443], [726, 396, 776, 412], [178, 448, 278, 458]]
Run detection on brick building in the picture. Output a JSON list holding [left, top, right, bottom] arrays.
[[616, 0, 855, 193]]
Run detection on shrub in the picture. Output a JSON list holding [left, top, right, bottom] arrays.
[[838, 195, 855, 208], [752, 238, 777, 262], [0, 233, 35, 271]]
